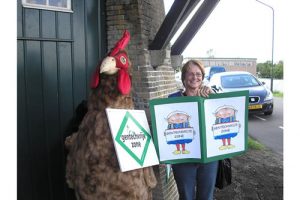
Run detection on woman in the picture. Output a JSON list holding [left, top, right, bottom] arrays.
[[169, 60, 218, 200]]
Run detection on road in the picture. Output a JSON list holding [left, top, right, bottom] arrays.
[[248, 97, 283, 157]]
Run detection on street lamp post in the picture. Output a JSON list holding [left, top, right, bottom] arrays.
[[256, 0, 274, 92]]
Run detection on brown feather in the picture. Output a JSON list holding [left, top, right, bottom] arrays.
[[65, 61, 157, 200]]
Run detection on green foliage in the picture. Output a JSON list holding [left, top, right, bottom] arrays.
[[274, 61, 283, 79], [273, 91, 283, 97], [248, 137, 265, 150], [257, 60, 283, 79], [257, 61, 271, 78]]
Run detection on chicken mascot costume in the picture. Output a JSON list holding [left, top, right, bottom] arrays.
[[65, 30, 157, 200]]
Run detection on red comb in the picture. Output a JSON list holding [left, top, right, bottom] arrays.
[[110, 30, 130, 56], [90, 30, 131, 94]]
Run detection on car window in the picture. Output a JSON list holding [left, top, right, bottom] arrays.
[[221, 74, 260, 88]]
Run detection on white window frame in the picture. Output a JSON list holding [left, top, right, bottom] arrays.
[[22, 0, 73, 13]]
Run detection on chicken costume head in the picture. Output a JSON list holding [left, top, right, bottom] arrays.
[[90, 30, 131, 95]]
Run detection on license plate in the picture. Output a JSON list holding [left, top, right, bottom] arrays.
[[248, 104, 263, 110]]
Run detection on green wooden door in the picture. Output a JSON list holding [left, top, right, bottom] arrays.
[[17, 0, 106, 199]]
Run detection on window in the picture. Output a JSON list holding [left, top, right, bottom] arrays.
[[221, 74, 260, 88], [22, 0, 72, 12]]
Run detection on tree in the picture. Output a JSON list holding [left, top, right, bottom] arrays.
[[273, 61, 283, 79], [256, 60, 283, 79], [257, 61, 271, 78]]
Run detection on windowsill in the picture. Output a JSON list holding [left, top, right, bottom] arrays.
[[22, 3, 73, 13]]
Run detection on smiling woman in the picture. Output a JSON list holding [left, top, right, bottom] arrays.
[[168, 59, 218, 200]]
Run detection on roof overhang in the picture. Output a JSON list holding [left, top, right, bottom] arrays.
[[149, 0, 220, 56]]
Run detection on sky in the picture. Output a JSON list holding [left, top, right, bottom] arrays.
[[164, 0, 284, 63]]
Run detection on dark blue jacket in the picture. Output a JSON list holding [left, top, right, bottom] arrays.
[[168, 91, 184, 98]]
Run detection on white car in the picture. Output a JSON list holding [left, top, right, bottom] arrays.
[[209, 71, 273, 115]]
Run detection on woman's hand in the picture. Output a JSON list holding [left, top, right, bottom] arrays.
[[198, 85, 213, 97]]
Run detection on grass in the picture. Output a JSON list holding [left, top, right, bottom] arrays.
[[273, 91, 283, 97], [248, 136, 265, 150]]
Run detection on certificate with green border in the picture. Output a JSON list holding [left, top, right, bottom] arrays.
[[149, 90, 249, 164]]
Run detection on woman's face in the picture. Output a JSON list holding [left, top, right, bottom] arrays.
[[184, 64, 203, 90]]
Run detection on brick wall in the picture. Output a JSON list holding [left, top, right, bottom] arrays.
[[106, 0, 179, 199]]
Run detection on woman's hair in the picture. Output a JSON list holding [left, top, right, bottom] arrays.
[[181, 60, 205, 86]]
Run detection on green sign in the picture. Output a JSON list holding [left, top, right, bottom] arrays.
[[115, 111, 151, 166], [106, 108, 159, 172], [149, 91, 249, 164]]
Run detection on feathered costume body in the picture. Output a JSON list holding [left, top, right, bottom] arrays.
[[65, 30, 157, 200]]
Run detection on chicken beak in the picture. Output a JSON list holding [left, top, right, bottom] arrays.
[[99, 56, 118, 75]]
